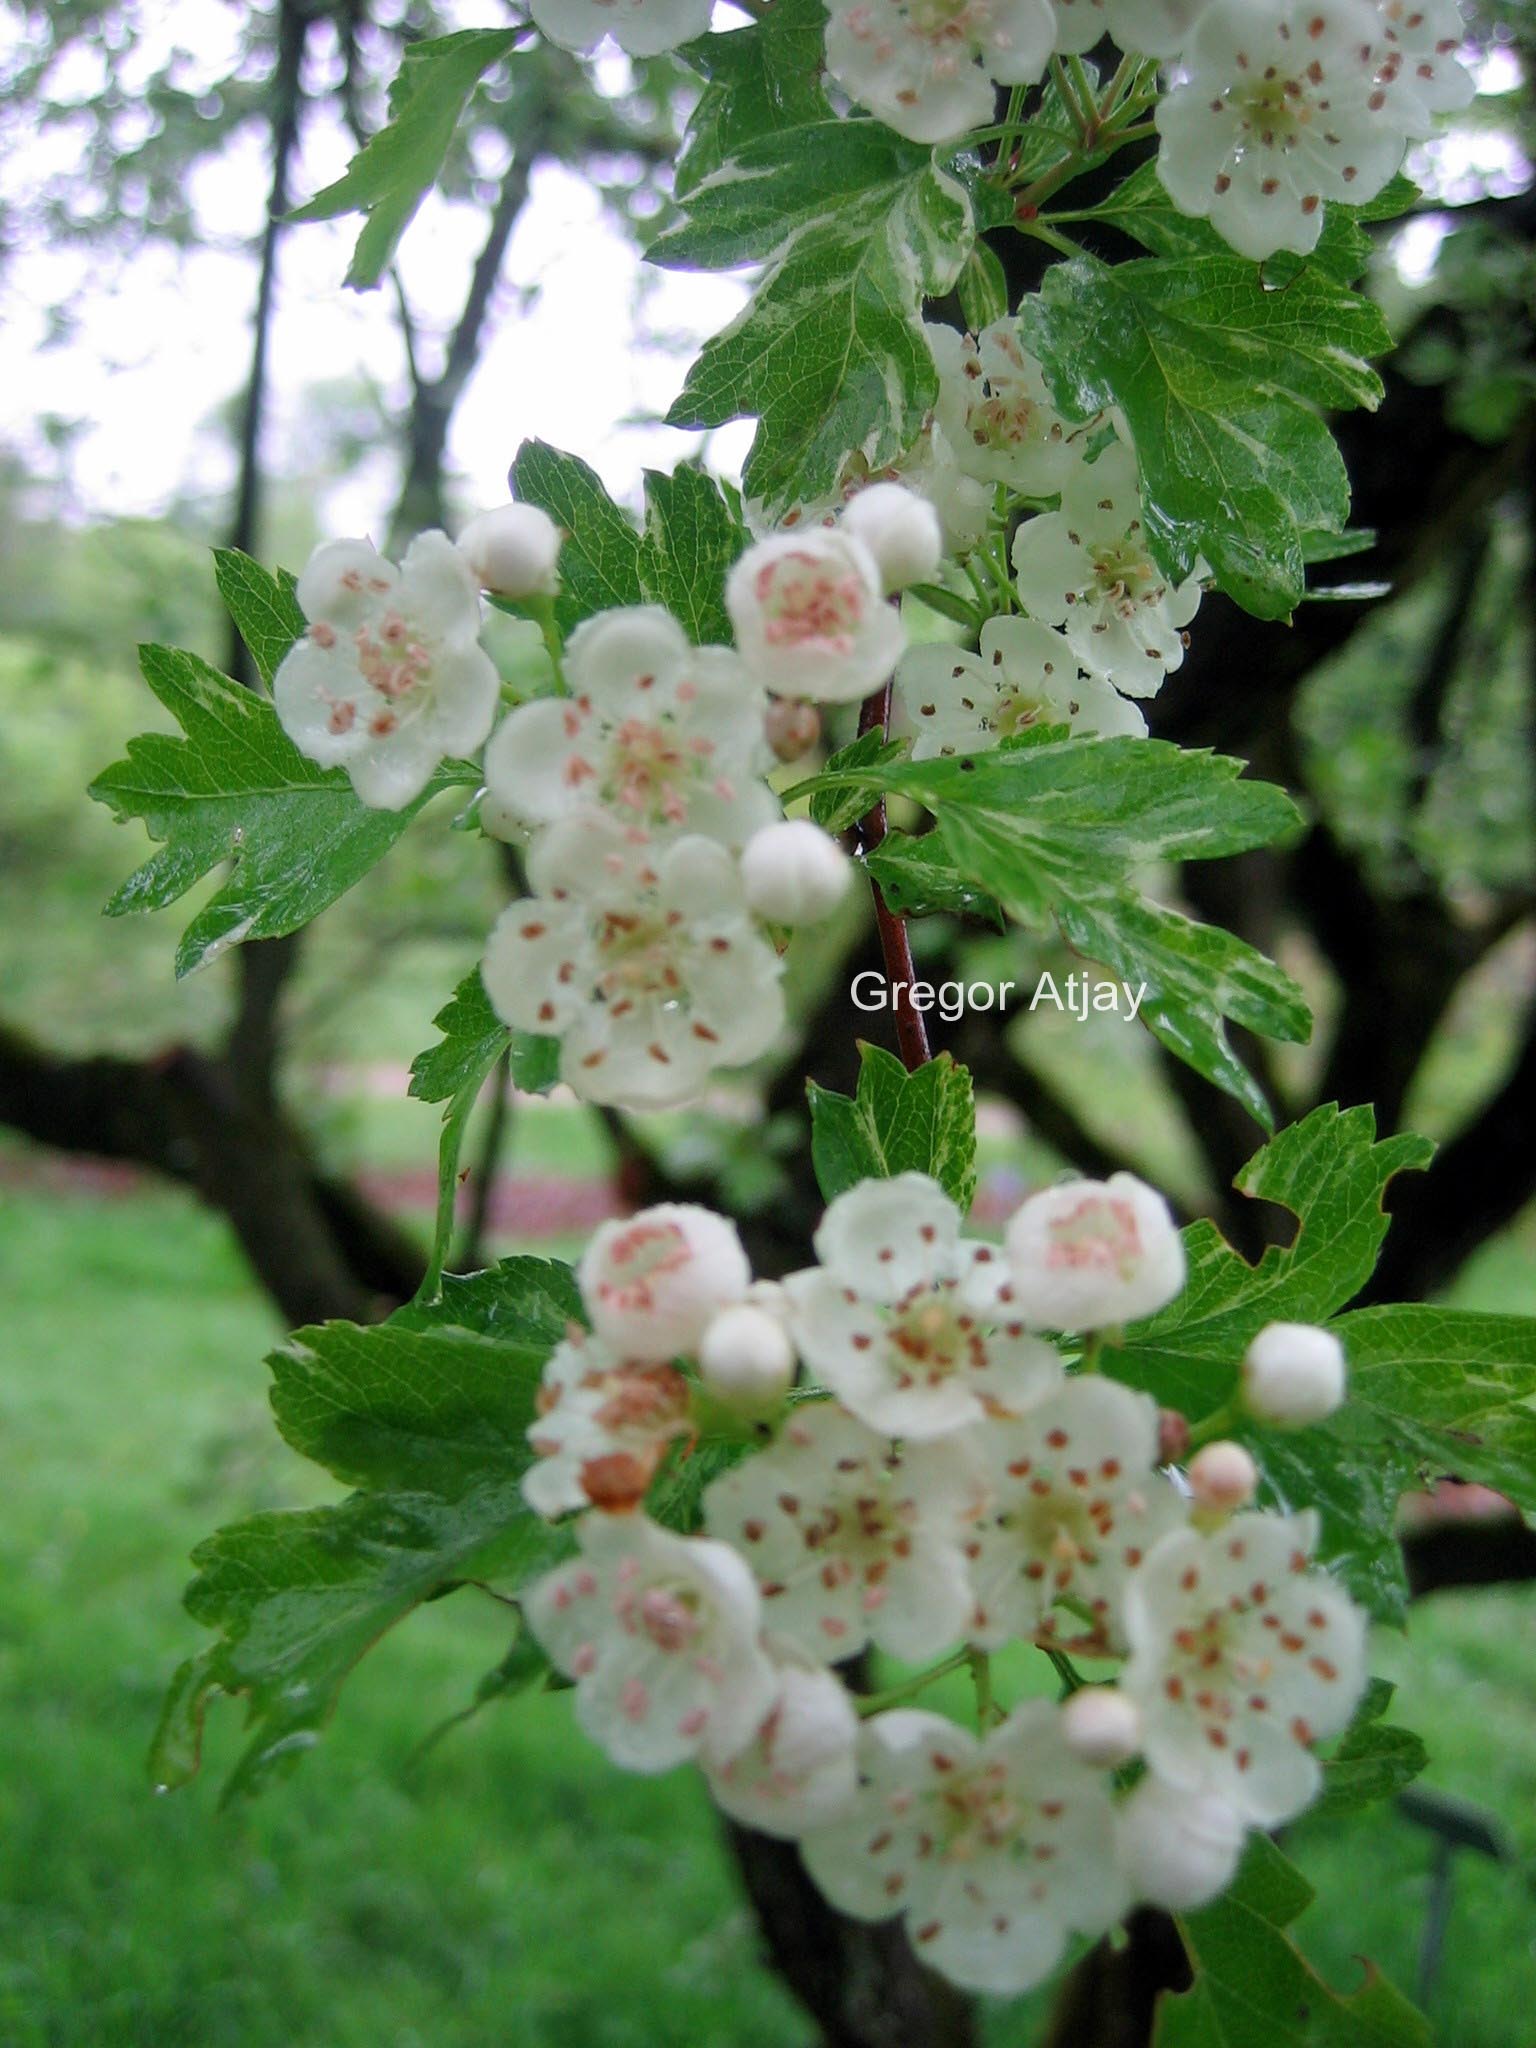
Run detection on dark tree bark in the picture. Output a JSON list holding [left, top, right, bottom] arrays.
[[728, 1826, 980, 2048]]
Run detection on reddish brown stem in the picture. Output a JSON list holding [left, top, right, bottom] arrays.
[[856, 680, 931, 1073]]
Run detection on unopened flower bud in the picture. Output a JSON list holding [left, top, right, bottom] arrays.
[[1118, 1776, 1246, 1911], [1241, 1322, 1346, 1428], [579, 1204, 751, 1362], [764, 697, 822, 764], [741, 820, 852, 927], [1157, 1406, 1191, 1466], [699, 1303, 797, 1409], [840, 482, 943, 593], [1188, 1440, 1259, 1515], [457, 502, 562, 598], [1003, 1172, 1186, 1331], [1061, 1687, 1142, 1768]]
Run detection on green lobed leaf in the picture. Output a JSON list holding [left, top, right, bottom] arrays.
[[803, 731, 1309, 1124], [862, 832, 1005, 928], [673, 0, 832, 199], [808, 1042, 977, 1212], [509, 441, 745, 644], [509, 440, 645, 636], [409, 967, 558, 1106], [1106, 1105, 1437, 1619], [1017, 252, 1392, 619], [639, 463, 746, 645], [288, 29, 520, 288], [806, 731, 907, 837], [166, 1264, 577, 1800], [1159, 1836, 1430, 2048], [655, 121, 975, 517], [1313, 1679, 1427, 1820], [212, 548, 304, 687], [1330, 1303, 1536, 1508], [89, 645, 472, 976]]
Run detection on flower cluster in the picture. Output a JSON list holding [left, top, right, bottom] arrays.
[[517, 1168, 1368, 1997], [275, 486, 953, 1110], [809, 0, 1471, 259]]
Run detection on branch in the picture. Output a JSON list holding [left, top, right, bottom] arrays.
[[0, 1020, 420, 1326], [855, 678, 931, 1072]]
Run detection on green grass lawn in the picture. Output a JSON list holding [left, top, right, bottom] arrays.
[[1, 1180, 1532, 2047]]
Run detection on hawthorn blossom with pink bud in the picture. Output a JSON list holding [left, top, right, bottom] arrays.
[[703, 1399, 982, 1665], [726, 529, 906, 704], [525, 1514, 777, 1774], [961, 1375, 1188, 1652], [705, 1653, 860, 1836], [1003, 1170, 1187, 1331], [823, 0, 1056, 147], [483, 606, 778, 849], [579, 1203, 752, 1364], [1121, 1508, 1368, 1824], [522, 1330, 693, 1518], [480, 812, 786, 1110], [801, 1703, 1128, 1994], [274, 533, 498, 810], [782, 1174, 1064, 1441]]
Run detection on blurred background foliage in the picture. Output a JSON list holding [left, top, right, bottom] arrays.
[[0, 1, 1534, 2043]]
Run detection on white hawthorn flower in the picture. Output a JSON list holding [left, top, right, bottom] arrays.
[[740, 820, 853, 928], [801, 1703, 1128, 1995], [1121, 1509, 1368, 1825], [1374, 0, 1476, 126], [523, 1330, 692, 1517], [703, 1398, 981, 1664], [456, 502, 562, 598], [528, 0, 711, 56], [1012, 444, 1204, 699], [481, 813, 786, 1110], [929, 321, 1090, 497], [1241, 1321, 1347, 1426], [579, 1203, 752, 1363], [1117, 1775, 1247, 1910], [1050, 0, 1217, 56], [525, 1513, 777, 1774], [962, 1376, 1188, 1652], [1155, 0, 1412, 263], [897, 614, 1148, 761], [727, 529, 906, 704], [839, 482, 944, 593], [824, 0, 1056, 146], [1003, 1171, 1187, 1331], [483, 606, 777, 848], [274, 532, 498, 811], [783, 1175, 1064, 1441], [705, 1652, 860, 1837]]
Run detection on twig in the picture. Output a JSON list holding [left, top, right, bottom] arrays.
[[855, 679, 932, 1072]]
